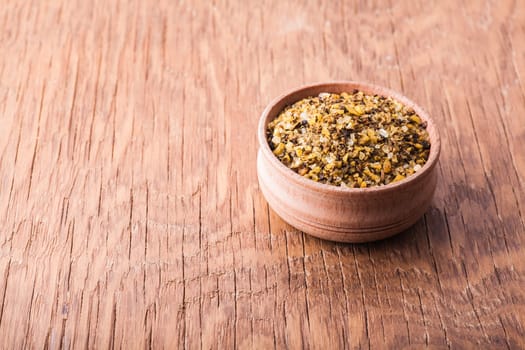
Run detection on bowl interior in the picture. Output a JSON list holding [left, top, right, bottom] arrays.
[[258, 81, 441, 194]]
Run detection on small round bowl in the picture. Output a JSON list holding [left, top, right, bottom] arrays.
[[257, 81, 441, 243]]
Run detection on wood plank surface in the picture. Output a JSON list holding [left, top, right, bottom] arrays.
[[1, 0, 525, 348]]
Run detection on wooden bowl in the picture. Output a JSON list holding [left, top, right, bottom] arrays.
[[257, 81, 441, 243]]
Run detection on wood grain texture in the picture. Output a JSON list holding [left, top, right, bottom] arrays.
[[0, 0, 524, 348]]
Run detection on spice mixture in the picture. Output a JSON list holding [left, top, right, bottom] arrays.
[[267, 91, 431, 188]]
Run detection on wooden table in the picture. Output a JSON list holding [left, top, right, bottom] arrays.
[[1, 0, 524, 348]]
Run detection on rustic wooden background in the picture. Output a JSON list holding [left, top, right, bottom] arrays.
[[1, 0, 524, 348]]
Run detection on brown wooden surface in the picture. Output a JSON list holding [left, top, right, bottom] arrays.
[[1, 0, 524, 348]]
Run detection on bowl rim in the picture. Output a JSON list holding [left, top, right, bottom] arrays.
[[257, 81, 441, 194]]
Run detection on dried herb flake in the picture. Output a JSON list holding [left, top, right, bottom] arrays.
[[266, 91, 431, 188]]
